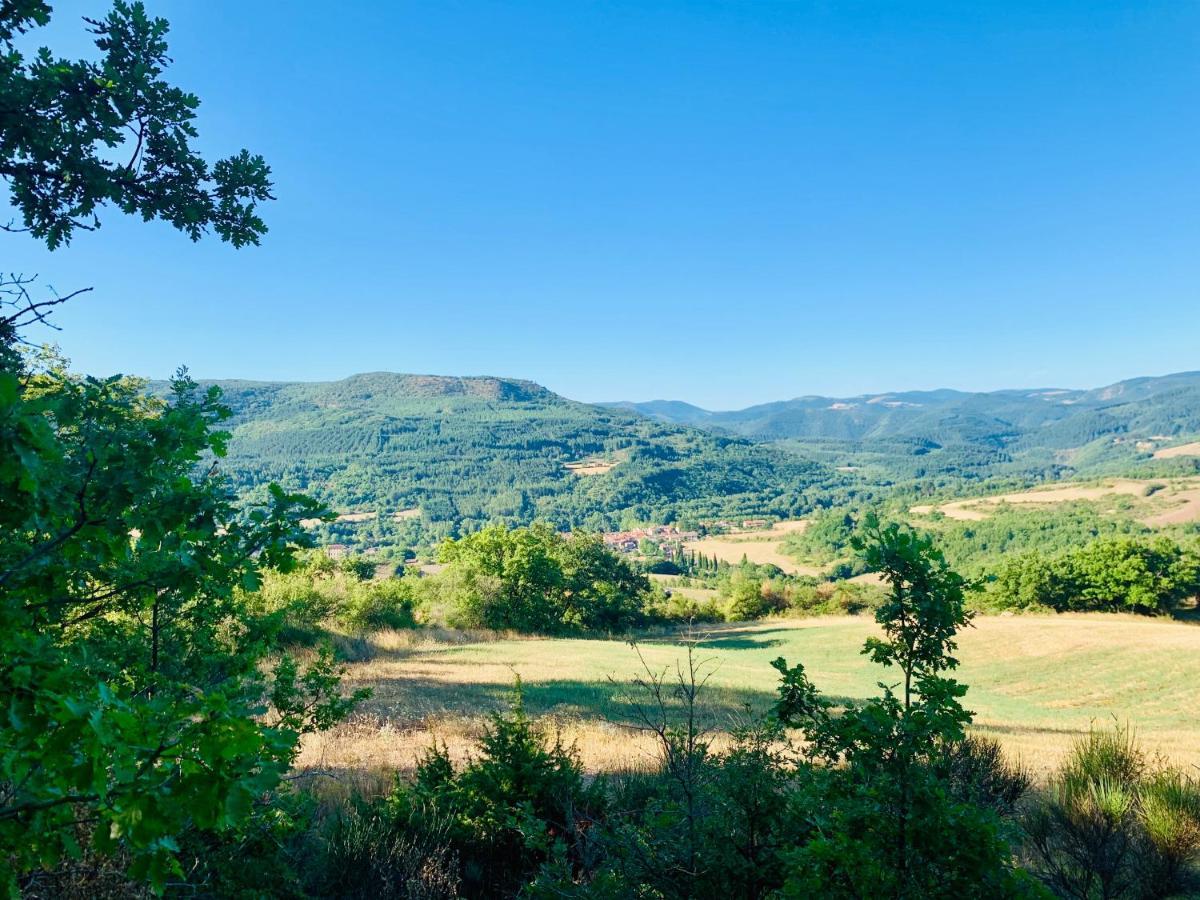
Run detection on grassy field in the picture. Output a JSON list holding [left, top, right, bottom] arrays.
[[908, 476, 1200, 526], [296, 614, 1200, 786], [683, 519, 822, 575]]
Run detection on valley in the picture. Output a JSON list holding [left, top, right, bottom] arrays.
[[191, 368, 1200, 563]]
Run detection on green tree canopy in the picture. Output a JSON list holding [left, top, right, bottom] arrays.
[[1, 1, 272, 250]]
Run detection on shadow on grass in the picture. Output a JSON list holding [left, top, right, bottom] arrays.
[[637, 624, 807, 651], [358, 673, 861, 730]]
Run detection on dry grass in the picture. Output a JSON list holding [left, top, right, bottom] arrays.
[[910, 477, 1200, 526], [1153, 440, 1200, 459], [335, 511, 377, 523], [683, 520, 821, 575], [1142, 487, 1200, 525], [297, 615, 1200, 785]]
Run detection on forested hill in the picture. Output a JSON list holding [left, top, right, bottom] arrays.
[[168, 373, 838, 551], [606, 371, 1200, 486], [607, 371, 1200, 443]]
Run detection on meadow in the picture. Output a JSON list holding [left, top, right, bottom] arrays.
[[296, 613, 1200, 787], [683, 519, 821, 574], [908, 476, 1200, 526]]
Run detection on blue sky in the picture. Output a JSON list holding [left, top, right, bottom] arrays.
[[11, 1, 1200, 409]]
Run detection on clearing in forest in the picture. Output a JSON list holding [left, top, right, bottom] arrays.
[[1153, 440, 1200, 459], [564, 458, 618, 476], [297, 614, 1200, 786], [910, 477, 1200, 526]]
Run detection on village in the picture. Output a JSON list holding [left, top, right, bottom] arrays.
[[318, 513, 777, 564], [600, 518, 773, 558]]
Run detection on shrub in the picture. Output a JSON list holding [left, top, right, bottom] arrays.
[[724, 574, 787, 621], [340, 578, 420, 631], [574, 642, 797, 900], [1023, 724, 1200, 899], [311, 802, 460, 899], [645, 587, 725, 624], [386, 683, 605, 897], [939, 735, 1032, 819], [245, 554, 421, 638]]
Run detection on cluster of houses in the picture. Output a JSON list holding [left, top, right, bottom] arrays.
[[601, 519, 771, 557], [602, 525, 700, 555]]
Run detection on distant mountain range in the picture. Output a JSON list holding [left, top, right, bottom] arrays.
[[603, 371, 1200, 449], [157, 370, 1200, 553], [167, 373, 837, 550]]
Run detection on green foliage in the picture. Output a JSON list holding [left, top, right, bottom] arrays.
[[994, 535, 1200, 614], [434, 523, 651, 633], [798, 504, 1200, 615], [798, 502, 1156, 581], [1023, 725, 1200, 898], [782, 509, 858, 564], [386, 683, 604, 898], [722, 570, 787, 621], [0, 363, 361, 893], [246, 554, 420, 638], [772, 514, 1033, 897], [0, 1, 272, 248], [628, 374, 1200, 492], [173, 373, 837, 553]]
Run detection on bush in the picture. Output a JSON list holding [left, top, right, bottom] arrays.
[[312, 802, 460, 899], [939, 735, 1032, 819], [340, 578, 420, 631], [644, 587, 725, 624], [1023, 724, 1200, 899], [723, 573, 787, 621], [385, 683, 605, 897], [245, 554, 421, 639]]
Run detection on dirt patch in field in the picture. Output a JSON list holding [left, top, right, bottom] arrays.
[[336, 511, 377, 523], [393, 507, 421, 521], [564, 459, 617, 476], [1153, 441, 1200, 459], [1143, 488, 1200, 525]]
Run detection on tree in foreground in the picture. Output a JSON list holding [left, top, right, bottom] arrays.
[[772, 513, 1039, 897], [1, 1, 273, 250], [0, 359, 365, 891], [0, 2, 366, 892]]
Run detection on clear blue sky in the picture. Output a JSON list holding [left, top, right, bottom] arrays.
[[12, 1, 1200, 409]]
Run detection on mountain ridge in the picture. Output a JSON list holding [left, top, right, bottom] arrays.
[[600, 371, 1200, 447], [170, 371, 839, 552]]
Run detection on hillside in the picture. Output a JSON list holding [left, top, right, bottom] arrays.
[[607, 371, 1200, 487], [182, 373, 839, 553]]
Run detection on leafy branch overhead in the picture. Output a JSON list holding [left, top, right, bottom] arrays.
[[0, 0, 273, 249]]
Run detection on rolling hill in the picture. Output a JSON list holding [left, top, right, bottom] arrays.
[[176, 373, 840, 554], [606, 372, 1200, 486]]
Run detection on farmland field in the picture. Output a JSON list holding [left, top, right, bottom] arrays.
[[1154, 440, 1200, 459], [297, 614, 1200, 785], [683, 519, 822, 575], [909, 476, 1200, 526]]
